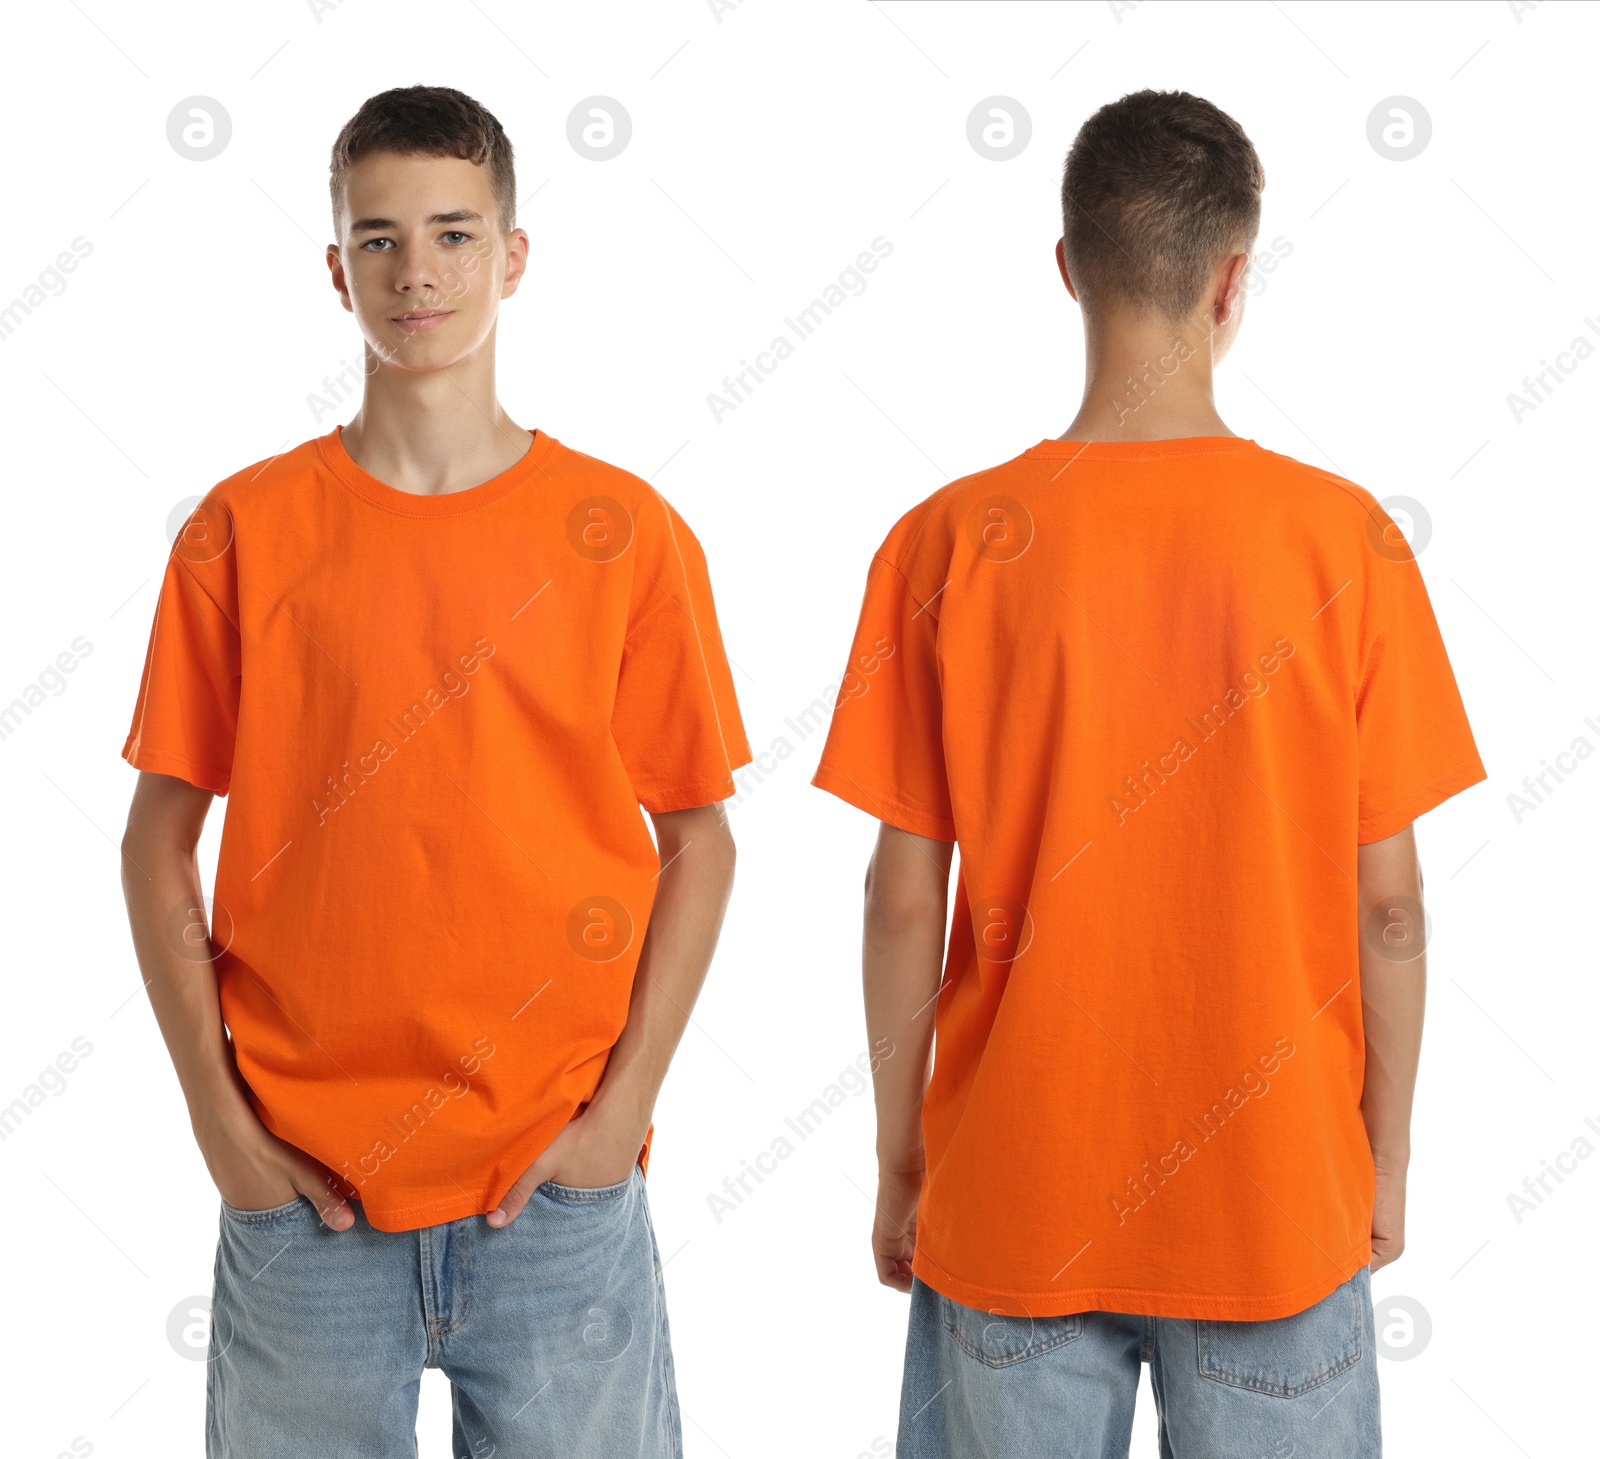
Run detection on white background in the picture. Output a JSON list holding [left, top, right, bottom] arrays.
[[1, 1, 1594, 1456]]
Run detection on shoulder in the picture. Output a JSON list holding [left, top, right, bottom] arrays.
[[871, 445, 1040, 577], [1246, 445, 1389, 525], [545, 437, 710, 569], [203, 436, 326, 515]]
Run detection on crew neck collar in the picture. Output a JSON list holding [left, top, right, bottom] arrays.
[[1024, 436, 1258, 463], [318, 425, 556, 517]]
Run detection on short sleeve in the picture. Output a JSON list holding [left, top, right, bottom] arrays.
[[611, 501, 751, 812], [122, 548, 241, 796], [811, 554, 955, 841], [1355, 542, 1486, 842]]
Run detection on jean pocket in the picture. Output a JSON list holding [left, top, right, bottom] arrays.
[[220, 1194, 311, 1226], [537, 1168, 637, 1204], [1197, 1274, 1365, 1397], [939, 1292, 1085, 1368]]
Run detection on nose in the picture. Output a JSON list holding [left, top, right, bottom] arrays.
[[392, 245, 444, 304]]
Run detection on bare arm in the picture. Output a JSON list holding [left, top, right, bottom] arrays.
[[490, 800, 738, 1224], [120, 770, 354, 1227], [862, 823, 954, 1290], [1356, 822, 1426, 1271]]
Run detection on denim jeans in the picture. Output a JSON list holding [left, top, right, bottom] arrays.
[[898, 1268, 1380, 1458], [206, 1165, 679, 1458]]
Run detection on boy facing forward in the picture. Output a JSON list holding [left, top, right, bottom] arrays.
[[120, 87, 749, 1458], [814, 90, 1483, 1458]]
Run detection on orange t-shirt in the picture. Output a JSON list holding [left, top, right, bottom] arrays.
[[123, 427, 750, 1230], [813, 436, 1484, 1321]]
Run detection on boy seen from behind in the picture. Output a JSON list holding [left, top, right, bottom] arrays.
[[814, 89, 1483, 1458]]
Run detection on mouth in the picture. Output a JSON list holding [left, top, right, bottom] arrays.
[[390, 310, 454, 332]]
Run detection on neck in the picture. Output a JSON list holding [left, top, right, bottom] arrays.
[[341, 330, 530, 495], [1061, 311, 1234, 443]]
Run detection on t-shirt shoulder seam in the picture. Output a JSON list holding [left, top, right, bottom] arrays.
[[170, 550, 239, 630]]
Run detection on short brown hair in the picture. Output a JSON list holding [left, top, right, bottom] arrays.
[[330, 86, 517, 231], [1060, 90, 1264, 321]]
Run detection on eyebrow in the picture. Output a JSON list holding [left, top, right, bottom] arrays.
[[349, 209, 486, 232]]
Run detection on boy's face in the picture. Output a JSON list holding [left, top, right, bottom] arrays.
[[327, 151, 528, 373]]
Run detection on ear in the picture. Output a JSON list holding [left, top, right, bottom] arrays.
[[1213, 250, 1251, 326], [1055, 237, 1079, 301], [326, 243, 353, 315], [501, 227, 531, 300]]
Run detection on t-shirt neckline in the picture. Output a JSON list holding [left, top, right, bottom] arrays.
[[1024, 435, 1259, 463], [318, 424, 556, 517]]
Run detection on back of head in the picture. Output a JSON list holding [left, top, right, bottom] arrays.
[[1061, 90, 1264, 323]]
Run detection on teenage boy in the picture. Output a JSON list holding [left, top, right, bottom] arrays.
[[813, 90, 1483, 1457], [119, 87, 749, 1458]]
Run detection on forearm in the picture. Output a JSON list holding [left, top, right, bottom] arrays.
[[590, 807, 737, 1127], [121, 796, 254, 1141], [863, 827, 951, 1169], [1356, 825, 1427, 1170]]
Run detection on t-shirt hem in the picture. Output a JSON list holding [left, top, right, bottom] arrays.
[[1358, 754, 1487, 844], [636, 762, 746, 813], [811, 762, 956, 842], [121, 741, 231, 796], [912, 1240, 1372, 1322]]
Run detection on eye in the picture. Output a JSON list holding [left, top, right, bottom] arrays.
[[360, 237, 395, 252], [440, 231, 471, 246]]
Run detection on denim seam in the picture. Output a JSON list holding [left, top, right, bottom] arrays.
[[438, 1223, 473, 1340], [538, 1174, 634, 1204], [939, 1306, 1085, 1368], [219, 1195, 306, 1226], [1195, 1284, 1364, 1398]]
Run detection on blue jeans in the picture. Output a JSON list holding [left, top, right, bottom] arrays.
[[206, 1166, 679, 1458], [898, 1269, 1380, 1458]]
